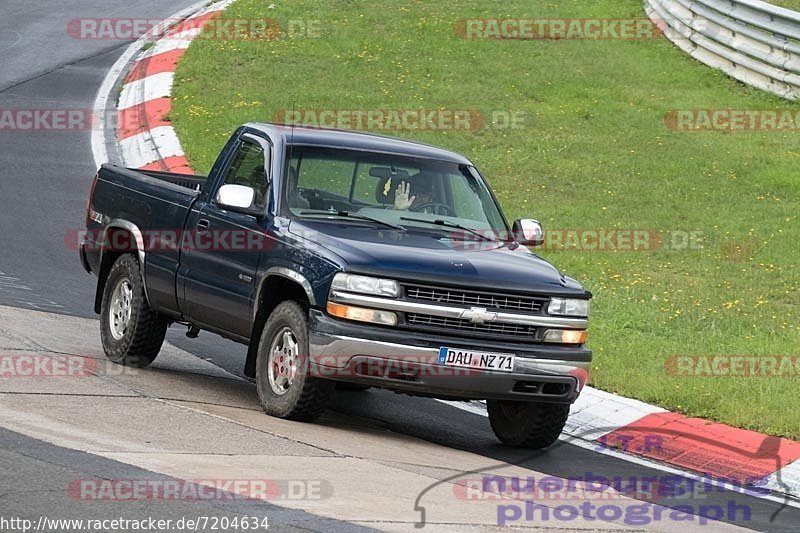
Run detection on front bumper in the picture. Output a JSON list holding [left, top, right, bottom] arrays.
[[309, 310, 591, 403]]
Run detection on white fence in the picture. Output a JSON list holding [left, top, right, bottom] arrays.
[[644, 0, 800, 99]]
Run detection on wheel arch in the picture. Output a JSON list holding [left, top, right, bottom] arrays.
[[244, 268, 315, 378], [94, 220, 149, 314]]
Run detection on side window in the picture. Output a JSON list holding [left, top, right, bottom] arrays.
[[222, 141, 267, 207]]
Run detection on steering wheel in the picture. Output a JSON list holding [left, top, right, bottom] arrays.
[[412, 202, 456, 216]]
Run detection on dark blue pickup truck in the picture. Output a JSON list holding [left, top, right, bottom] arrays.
[[81, 123, 591, 448]]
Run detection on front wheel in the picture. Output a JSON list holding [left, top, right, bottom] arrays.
[[255, 301, 334, 421], [487, 400, 570, 449], [100, 254, 167, 367]]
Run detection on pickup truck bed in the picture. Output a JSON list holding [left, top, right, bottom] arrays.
[[82, 165, 208, 316]]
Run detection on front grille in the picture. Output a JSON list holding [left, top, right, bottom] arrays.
[[406, 313, 538, 339], [404, 284, 548, 314]]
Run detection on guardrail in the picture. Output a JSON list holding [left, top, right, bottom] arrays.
[[644, 0, 800, 100]]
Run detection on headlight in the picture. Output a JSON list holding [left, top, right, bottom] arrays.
[[331, 273, 400, 298], [548, 298, 589, 317]]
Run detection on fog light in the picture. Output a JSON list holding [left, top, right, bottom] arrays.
[[326, 302, 398, 326], [543, 329, 588, 344]]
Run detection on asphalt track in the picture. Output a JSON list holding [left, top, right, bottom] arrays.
[[0, 2, 798, 531], [0, 427, 369, 532]]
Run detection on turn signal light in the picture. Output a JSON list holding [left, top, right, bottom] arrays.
[[543, 329, 588, 344], [326, 302, 398, 326]]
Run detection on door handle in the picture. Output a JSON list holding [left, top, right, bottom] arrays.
[[196, 219, 210, 233]]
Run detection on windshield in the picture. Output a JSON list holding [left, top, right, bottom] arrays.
[[283, 145, 508, 238]]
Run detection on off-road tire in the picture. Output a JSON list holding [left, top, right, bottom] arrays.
[[255, 301, 334, 421], [100, 254, 167, 367], [487, 399, 569, 449]]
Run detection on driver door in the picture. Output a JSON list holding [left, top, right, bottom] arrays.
[[179, 135, 271, 339]]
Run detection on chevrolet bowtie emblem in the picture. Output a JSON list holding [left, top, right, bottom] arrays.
[[460, 307, 497, 325]]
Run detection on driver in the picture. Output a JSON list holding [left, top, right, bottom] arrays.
[[393, 178, 433, 211]]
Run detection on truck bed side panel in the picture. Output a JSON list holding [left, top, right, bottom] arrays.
[[91, 166, 202, 317]]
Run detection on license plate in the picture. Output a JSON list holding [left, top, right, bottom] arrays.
[[438, 347, 515, 372]]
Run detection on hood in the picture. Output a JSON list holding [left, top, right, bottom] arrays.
[[289, 220, 588, 296]]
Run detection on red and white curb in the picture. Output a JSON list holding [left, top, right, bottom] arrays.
[[91, 0, 800, 506], [568, 387, 800, 494], [447, 386, 800, 502], [92, 0, 235, 173]]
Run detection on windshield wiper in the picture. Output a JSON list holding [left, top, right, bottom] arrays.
[[399, 217, 496, 242], [299, 210, 406, 231]]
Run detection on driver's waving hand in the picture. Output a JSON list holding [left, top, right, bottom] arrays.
[[393, 180, 433, 211], [393, 181, 415, 210]]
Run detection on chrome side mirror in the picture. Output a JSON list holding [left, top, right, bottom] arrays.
[[215, 184, 263, 217], [512, 218, 544, 246], [216, 184, 255, 209]]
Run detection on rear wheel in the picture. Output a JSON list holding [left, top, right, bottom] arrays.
[[255, 301, 334, 421], [100, 254, 167, 367], [487, 400, 569, 449]]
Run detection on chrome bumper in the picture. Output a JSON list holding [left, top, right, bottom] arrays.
[[309, 331, 590, 403]]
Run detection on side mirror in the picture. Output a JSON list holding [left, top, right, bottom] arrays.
[[215, 184, 262, 217], [512, 218, 544, 246]]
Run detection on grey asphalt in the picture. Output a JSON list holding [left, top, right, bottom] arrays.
[[0, 0, 193, 316], [0, 0, 248, 385], [0, 1, 797, 532], [0, 427, 373, 532]]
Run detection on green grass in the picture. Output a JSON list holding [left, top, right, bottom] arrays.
[[172, 0, 800, 439], [771, 0, 800, 10]]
